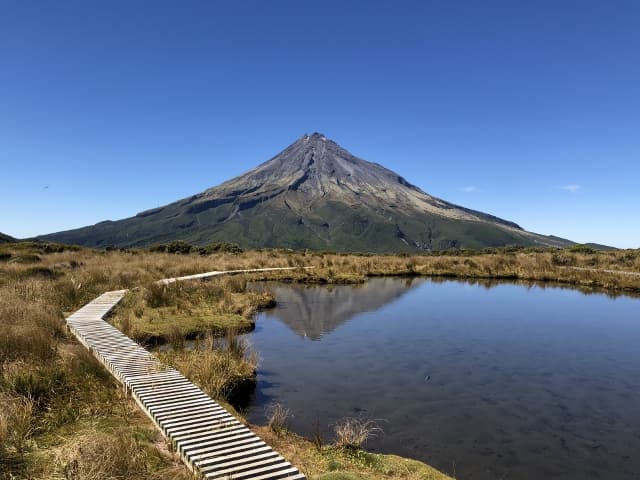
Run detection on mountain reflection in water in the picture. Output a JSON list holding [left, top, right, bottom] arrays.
[[251, 277, 420, 339], [250, 276, 618, 341]]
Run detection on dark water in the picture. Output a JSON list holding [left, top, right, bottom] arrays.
[[245, 278, 640, 480]]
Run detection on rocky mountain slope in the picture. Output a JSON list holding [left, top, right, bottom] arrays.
[[41, 133, 572, 251]]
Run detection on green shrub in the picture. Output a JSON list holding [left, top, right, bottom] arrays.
[[148, 243, 168, 253], [199, 242, 243, 255], [568, 244, 596, 254], [148, 240, 195, 254], [40, 243, 81, 254], [166, 240, 193, 254]]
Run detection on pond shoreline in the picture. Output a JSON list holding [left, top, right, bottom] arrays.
[[244, 276, 640, 480], [142, 268, 640, 348]]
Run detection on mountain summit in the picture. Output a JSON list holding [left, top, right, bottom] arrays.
[[42, 134, 571, 251]]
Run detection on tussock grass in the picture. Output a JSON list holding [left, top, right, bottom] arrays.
[[0, 393, 34, 461], [267, 403, 292, 437], [0, 244, 192, 479], [0, 323, 57, 364], [55, 429, 175, 480], [333, 417, 382, 450], [156, 331, 258, 401]]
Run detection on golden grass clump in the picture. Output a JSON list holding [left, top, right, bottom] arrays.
[[157, 330, 258, 401], [267, 402, 292, 437], [333, 417, 382, 450], [56, 430, 166, 480], [0, 393, 34, 461]]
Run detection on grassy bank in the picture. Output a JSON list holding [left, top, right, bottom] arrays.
[[110, 277, 275, 345], [1, 241, 638, 479], [255, 424, 452, 480]]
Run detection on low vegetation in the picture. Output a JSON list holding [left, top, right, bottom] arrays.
[[1, 240, 638, 479], [111, 277, 274, 344], [255, 423, 452, 480], [147, 240, 243, 255], [333, 417, 382, 450], [156, 330, 258, 403], [267, 402, 292, 437]]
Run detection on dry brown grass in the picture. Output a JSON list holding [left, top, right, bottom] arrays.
[[0, 394, 34, 461], [0, 243, 193, 479], [291, 248, 640, 295], [53, 426, 194, 480], [333, 417, 382, 450], [57, 431, 152, 479], [156, 330, 258, 401], [267, 402, 292, 437]]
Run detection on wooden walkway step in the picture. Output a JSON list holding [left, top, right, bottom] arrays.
[[66, 270, 306, 480]]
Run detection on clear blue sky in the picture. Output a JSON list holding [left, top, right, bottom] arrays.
[[1, 1, 638, 248]]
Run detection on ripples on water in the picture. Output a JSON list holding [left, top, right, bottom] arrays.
[[246, 278, 640, 480]]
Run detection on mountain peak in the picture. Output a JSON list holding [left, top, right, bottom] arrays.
[[305, 132, 328, 140], [249, 132, 397, 191], [296, 132, 334, 150]]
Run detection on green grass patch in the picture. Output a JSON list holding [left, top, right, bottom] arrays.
[[254, 426, 454, 480], [130, 307, 253, 342], [110, 277, 273, 344]]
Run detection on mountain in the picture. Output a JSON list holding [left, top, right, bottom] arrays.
[[0, 232, 16, 243], [41, 133, 572, 251]]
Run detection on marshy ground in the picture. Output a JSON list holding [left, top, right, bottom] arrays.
[[1, 241, 638, 479]]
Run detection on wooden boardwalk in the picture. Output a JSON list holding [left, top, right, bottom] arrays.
[[66, 269, 306, 480], [159, 266, 310, 285]]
